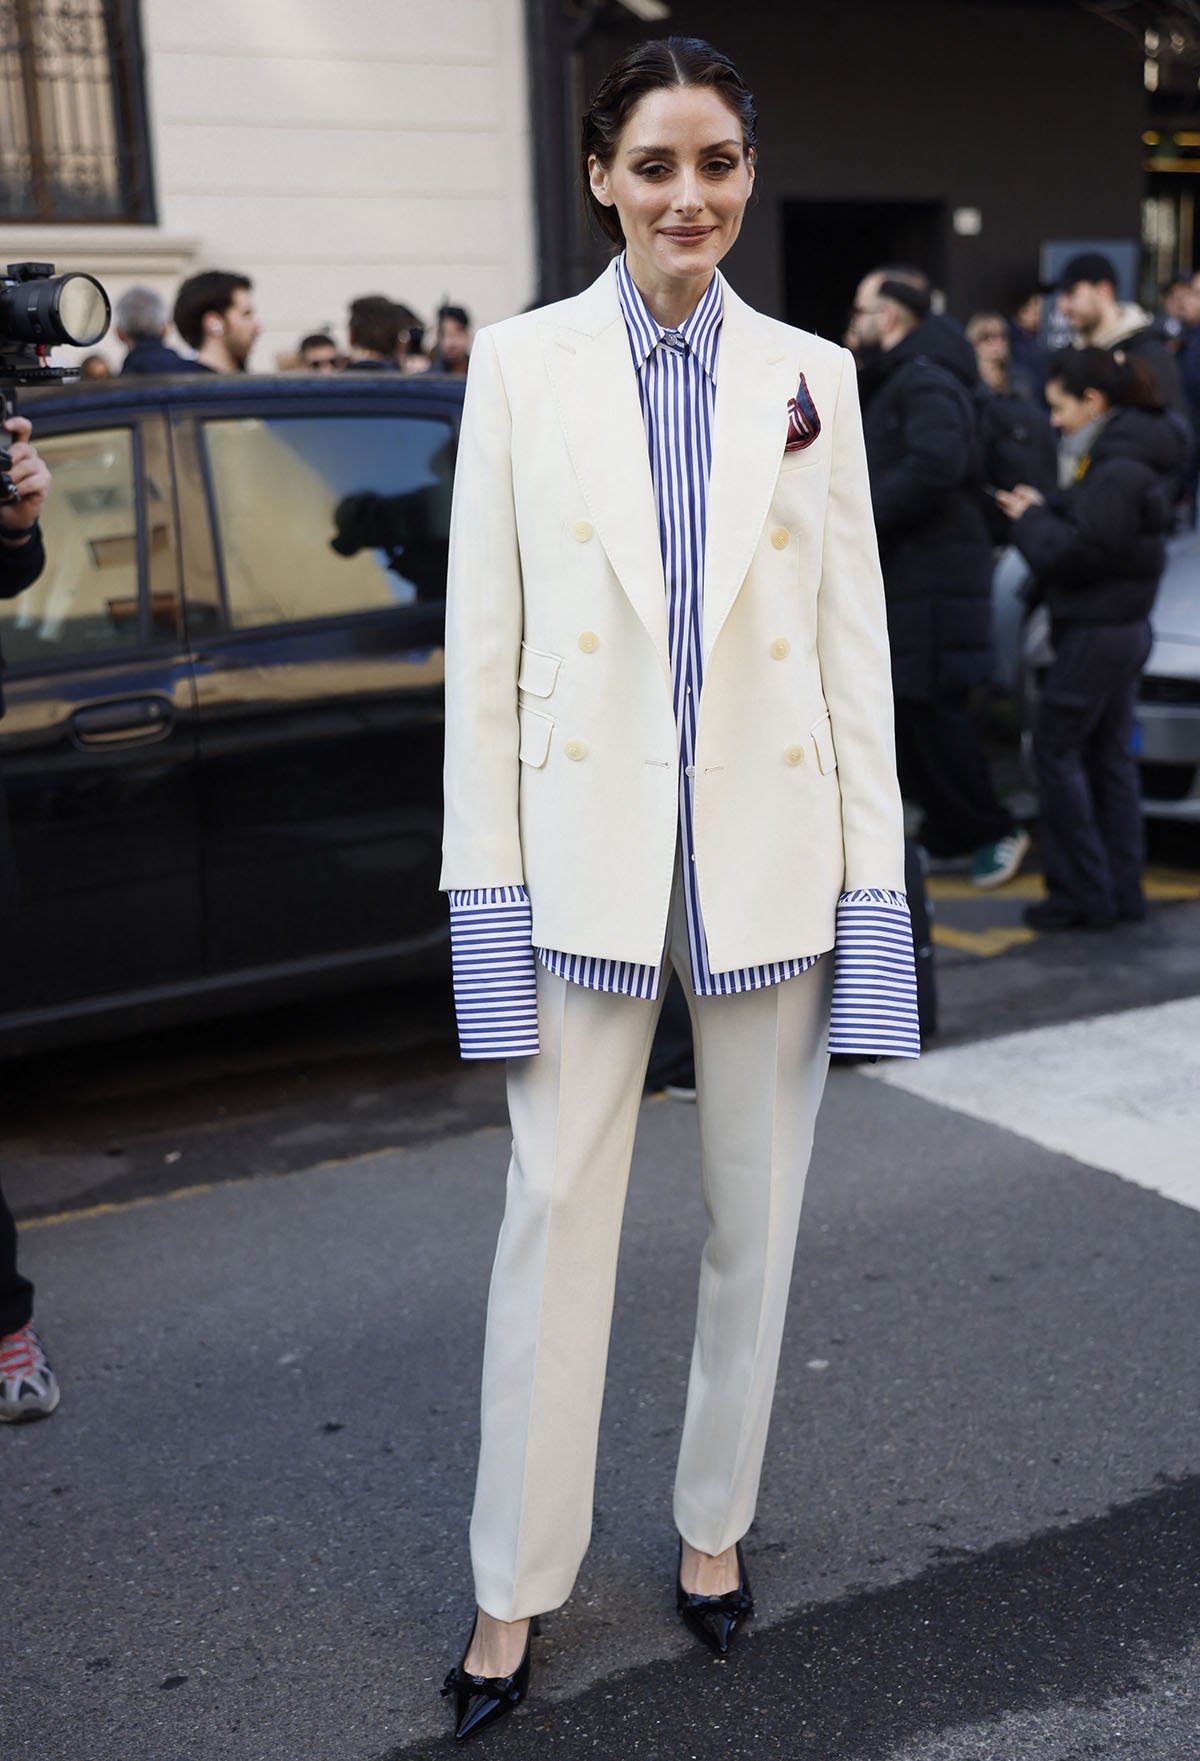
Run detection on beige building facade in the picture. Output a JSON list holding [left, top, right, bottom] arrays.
[[0, 0, 536, 370]]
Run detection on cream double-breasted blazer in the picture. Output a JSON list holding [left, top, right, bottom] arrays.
[[440, 261, 904, 973]]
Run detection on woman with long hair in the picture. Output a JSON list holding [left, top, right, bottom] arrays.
[[438, 37, 918, 1740], [997, 347, 1184, 929], [967, 309, 1016, 395]]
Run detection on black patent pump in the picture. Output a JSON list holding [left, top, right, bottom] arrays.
[[441, 1616, 536, 1741], [675, 1539, 755, 1656]]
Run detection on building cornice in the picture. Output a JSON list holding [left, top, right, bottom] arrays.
[[0, 228, 201, 278]]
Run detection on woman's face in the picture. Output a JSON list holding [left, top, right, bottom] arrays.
[[971, 322, 1009, 368], [1046, 379, 1106, 434], [588, 85, 755, 293]]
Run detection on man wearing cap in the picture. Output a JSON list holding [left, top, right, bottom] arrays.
[[851, 266, 1029, 891], [1057, 252, 1184, 416]]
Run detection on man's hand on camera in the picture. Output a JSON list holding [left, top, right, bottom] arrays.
[[1, 416, 51, 541]]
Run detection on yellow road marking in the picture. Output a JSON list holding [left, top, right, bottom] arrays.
[[933, 924, 1038, 956], [1141, 870, 1200, 901], [928, 867, 1200, 904], [19, 1184, 222, 1232], [17, 1143, 411, 1233]]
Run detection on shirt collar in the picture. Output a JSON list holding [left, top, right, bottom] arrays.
[[615, 253, 723, 384]]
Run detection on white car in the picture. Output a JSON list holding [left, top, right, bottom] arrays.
[[1135, 530, 1200, 821], [992, 534, 1200, 823]]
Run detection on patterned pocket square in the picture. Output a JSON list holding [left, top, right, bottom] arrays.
[[785, 373, 821, 452]]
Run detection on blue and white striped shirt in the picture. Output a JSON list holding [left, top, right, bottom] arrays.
[[448, 258, 920, 1061]]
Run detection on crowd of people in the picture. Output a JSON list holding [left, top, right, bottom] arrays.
[[844, 249, 1187, 935], [76, 271, 473, 382]]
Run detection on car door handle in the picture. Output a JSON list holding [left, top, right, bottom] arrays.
[[71, 697, 175, 748]]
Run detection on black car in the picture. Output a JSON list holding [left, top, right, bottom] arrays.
[[0, 372, 462, 1053]]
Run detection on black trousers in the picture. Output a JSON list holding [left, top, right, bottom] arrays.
[[0, 1188, 33, 1337], [1033, 620, 1153, 921], [895, 689, 1015, 857], [0, 765, 31, 1337]]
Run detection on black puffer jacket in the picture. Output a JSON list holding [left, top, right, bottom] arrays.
[[1009, 407, 1184, 627], [860, 315, 995, 702], [976, 385, 1057, 544]]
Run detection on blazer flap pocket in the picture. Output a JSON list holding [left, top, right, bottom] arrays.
[[518, 704, 553, 769], [779, 440, 825, 476], [811, 712, 837, 774], [517, 642, 561, 698]]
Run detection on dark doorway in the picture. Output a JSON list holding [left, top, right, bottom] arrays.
[[783, 200, 948, 343]]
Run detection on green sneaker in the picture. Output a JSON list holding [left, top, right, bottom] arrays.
[[970, 828, 1031, 890]]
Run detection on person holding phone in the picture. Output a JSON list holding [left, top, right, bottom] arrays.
[[997, 348, 1183, 930]]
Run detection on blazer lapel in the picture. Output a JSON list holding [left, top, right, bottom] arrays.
[[702, 283, 801, 662], [541, 266, 670, 681]]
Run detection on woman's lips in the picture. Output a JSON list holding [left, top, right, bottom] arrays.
[[660, 227, 716, 242]]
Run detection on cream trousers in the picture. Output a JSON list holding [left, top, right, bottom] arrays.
[[469, 869, 834, 1620]]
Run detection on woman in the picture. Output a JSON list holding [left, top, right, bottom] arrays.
[[997, 347, 1183, 930], [967, 310, 1018, 396], [439, 38, 918, 1740], [967, 309, 1056, 546]]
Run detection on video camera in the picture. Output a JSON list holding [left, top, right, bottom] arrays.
[[0, 261, 111, 502]]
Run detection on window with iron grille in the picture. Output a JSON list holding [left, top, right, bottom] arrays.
[[0, 0, 155, 223]]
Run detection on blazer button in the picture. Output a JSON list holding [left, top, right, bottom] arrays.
[[572, 520, 594, 543], [770, 637, 791, 660], [784, 743, 805, 766], [578, 630, 599, 653], [565, 739, 587, 761], [770, 526, 790, 550]]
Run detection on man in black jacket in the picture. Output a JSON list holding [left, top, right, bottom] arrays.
[[852, 267, 1029, 888], [117, 285, 208, 376], [0, 411, 59, 1421]]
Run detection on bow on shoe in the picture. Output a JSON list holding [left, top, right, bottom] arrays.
[[675, 1541, 756, 1656], [677, 1582, 755, 1617], [441, 1666, 523, 1704]]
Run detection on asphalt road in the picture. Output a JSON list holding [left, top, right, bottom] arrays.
[[3, 834, 1199, 1760]]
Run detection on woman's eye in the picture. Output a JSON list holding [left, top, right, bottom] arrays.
[[633, 157, 736, 180]]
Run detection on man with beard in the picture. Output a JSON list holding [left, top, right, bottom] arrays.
[[1056, 252, 1184, 417], [851, 266, 1028, 889], [172, 269, 260, 374]]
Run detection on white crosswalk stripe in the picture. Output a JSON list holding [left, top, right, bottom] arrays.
[[868, 995, 1200, 1213]]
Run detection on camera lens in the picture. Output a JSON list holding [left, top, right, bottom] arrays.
[[56, 275, 109, 346], [0, 271, 110, 347]]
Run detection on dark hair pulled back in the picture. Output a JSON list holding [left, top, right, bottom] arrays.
[[1046, 346, 1164, 412], [580, 37, 758, 247]]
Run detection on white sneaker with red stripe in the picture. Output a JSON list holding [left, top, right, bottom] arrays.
[[0, 1322, 60, 1422]]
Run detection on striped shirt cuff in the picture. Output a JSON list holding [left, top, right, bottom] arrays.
[[447, 887, 540, 1060], [828, 889, 921, 1059]]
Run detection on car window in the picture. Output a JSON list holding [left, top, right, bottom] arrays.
[[0, 427, 147, 666], [203, 413, 454, 631]]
